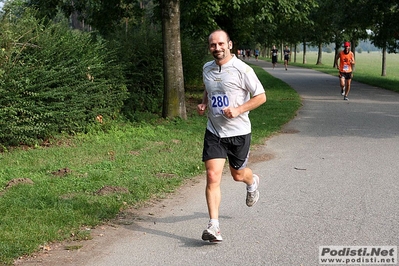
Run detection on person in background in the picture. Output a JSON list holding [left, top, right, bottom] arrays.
[[255, 48, 260, 61], [283, 45, 290, 71], [271, 45, 278, 69], [197, 29, 266, 242], [246, 48, 251, 60], [335, 41, 355, 100]]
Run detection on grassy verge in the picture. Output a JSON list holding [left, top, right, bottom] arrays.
[[0, 65, 301, 264], [286, 51, 399, 93]]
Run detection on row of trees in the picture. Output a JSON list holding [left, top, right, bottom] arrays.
[[0, 0, 398, 145], [22, 0, 399, 98]]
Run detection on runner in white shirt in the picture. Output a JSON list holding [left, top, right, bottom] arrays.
[[197, 29, 266, 242]]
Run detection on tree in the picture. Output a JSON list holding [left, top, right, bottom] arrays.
[[307, 0, 336, 65], [161, 0, 186, 119], [366, 0, 399, 76]]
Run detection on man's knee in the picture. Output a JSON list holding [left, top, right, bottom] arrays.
[[230, 168, 246, 182], [206, 169, 222, 184]]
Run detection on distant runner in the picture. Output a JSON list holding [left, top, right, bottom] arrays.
[[335, 41, 355, 100]]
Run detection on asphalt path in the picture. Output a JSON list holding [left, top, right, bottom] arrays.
[[18, 59, 399, 266]]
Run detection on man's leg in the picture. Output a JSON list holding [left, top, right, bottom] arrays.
[[230, 166, 253, 185], [230, 166, 260, 207], [340, 76, 346, 95], [205, 158, 225, 220], [345, 78, 352, 97], [202, 158, 225, 242]]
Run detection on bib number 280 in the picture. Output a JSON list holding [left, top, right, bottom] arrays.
[[211, 94, 229, 116]]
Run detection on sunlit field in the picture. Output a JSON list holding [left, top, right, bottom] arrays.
[[289, 51, 399, 92]]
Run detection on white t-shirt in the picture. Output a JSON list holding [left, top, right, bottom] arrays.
[[203, 55, 265, 137]]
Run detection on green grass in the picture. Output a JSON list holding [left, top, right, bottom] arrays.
[[0, 65, 301, 264], [287, 51, 399, 93]]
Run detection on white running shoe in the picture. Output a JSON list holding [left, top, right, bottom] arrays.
[[341, 86, 345, 96], [246, 174, 260, 207], [202, 223, 222, 242]]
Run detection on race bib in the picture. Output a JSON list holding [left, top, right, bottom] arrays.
[[210, 92, 229, 117], [343, 64, 349, 71]]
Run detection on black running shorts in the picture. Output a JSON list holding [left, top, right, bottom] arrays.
[[339, 72, 353, 80], [202, 129, 251, 170]]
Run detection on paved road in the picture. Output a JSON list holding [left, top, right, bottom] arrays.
[[18, 60, 399, 266]]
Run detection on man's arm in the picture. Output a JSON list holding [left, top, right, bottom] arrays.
[[197, 90, 208, 115], [223, 92, 266, 119], [335, 53, 340, 69], [350, 52, 355, 65]]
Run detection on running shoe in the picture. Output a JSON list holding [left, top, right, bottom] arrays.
[[344, 96, 349, 101], [202, 223, 222, 242], [341, 86, 345, 96], [246, 174, 260, 207]]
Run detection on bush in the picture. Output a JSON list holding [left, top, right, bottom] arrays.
[[0, 11, 128, 146], [106, 25, 164, 120], [324, 47, 333, 53], [108, 22, 206, 121]]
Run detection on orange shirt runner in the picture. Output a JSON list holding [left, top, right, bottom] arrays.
[[337, 50, 355, 73]]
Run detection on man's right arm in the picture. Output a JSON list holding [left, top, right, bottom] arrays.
[[335, 53, 340, 69], [197, 90, 208, 115]]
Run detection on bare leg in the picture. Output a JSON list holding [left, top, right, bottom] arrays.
[[340, 77, 345, 89], [205, 159, 225, 220], [345, 79, 352, 97], [230, 166, 253, 185]]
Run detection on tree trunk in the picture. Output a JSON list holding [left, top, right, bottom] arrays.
[[302, 41, 307, 64], [333, 41, 339, 68], [161, 0, 187, 119], [381, 47, 387, 76], [316, 43, 323, 65], [351, 40, 356, 72]]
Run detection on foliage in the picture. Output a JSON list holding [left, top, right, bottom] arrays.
[[367, 0, 399, 53], [181, 36, 208, 88], [107, 16, 206, 121], [0, 10, 128, 147], [181, 0, 317, 49], [25, 0, 147, 36], [107, 24, 164, 120]]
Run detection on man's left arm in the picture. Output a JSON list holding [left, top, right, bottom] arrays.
[[351, 53, 355, 65], [224, 93, 266, 119]]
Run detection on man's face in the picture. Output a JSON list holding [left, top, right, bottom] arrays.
[[344, 46, 350, 52], [208, 31, 231, 61]]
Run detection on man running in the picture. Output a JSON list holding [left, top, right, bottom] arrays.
[[335, 41, 355, 100], [283, 45, 290, 71], [197, 29, 266, 242]]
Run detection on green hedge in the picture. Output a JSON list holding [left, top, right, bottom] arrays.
[[0, 12, 128, 147]]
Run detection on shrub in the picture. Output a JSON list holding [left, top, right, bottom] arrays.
[[0, 11, 128, 146], [108, 22, 206, 121], [106, 25, 164, 120], [324, 47, 333, 53]]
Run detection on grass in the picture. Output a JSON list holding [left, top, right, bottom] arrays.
[[287, 51, 399, 93], [0, 65, 301, 264]]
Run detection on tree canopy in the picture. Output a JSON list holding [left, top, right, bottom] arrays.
[[2, 0, 397, 51]]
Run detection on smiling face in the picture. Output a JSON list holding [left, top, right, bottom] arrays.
[[208, 30, 232, 65]]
